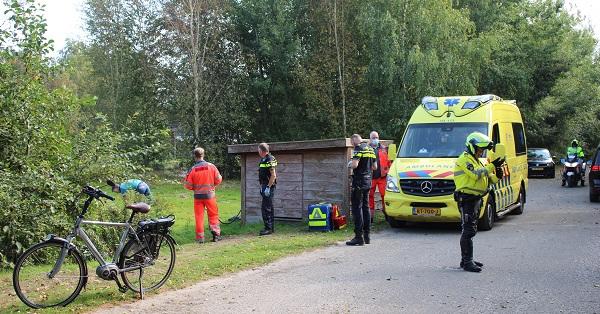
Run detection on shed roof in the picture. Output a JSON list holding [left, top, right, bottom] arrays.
[[227, 138, 393, 154], [228, 138, 352, 154]]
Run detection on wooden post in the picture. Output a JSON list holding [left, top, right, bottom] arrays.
[[240, 154, 246, 225]]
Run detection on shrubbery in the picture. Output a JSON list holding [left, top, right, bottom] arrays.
[[0, 0, 135, 267]]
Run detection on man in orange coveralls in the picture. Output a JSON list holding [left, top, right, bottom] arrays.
[[184, 147, 223, 243], [368, 131, 391, 223]]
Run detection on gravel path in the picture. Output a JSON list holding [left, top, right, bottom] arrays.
[[95, 177, 600, 313]]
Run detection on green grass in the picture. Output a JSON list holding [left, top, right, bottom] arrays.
[[157, 180, 258, 243], [0, 181, 388, 313]]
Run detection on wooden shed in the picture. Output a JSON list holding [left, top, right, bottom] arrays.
[[227, 138, 393, 223]]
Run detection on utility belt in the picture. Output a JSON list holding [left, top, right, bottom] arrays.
[[351, 174, 371, 181], [351, 174, 371, 189], [453, 191, 483, 203]]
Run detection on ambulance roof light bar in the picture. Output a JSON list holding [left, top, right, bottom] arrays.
[[467, 94, 502, 103], [462, 94, 502, 109], [421, 96, 438, 110]]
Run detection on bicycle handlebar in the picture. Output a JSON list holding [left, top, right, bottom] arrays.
[[82, 185, 115, 201], [98, 190, 115, 201]]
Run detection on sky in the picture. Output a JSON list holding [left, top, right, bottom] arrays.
[[26, 0, 600, 55], [39, 0, 85, 54]]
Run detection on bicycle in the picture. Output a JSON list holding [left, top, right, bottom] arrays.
[[12, 185, 177, 309]]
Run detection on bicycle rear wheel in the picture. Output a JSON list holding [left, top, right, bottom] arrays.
[[119, 233, 176, 292], [13, 241, 86, 308]]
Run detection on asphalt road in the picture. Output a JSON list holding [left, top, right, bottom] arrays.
[[96, 177, 600, 314]]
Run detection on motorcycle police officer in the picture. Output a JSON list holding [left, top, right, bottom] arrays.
[[453, 132, 504, 272], [567, 139, 585, 158], [562, 139, 586, 186]]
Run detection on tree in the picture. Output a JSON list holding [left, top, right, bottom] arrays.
[[0, 0, 132, 265], [83, 0, 172, 169]]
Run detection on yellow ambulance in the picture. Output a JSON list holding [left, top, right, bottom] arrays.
[[385, 94, 528, 230]]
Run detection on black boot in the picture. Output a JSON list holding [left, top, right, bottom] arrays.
[[211, 230, 222, 242], [460, 260, 483, 268], [462, 261, 482, 272], [259, 228, 273, 236], [561, 180, 566, 186], [363, 233, 370, 244], [346, 236, 364, 246]]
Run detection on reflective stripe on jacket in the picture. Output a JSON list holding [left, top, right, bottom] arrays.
[[184, 161, 222, 199], [453, 151, 498, 196]]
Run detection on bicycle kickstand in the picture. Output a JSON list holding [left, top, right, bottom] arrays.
[[138, 268, 144, 300]]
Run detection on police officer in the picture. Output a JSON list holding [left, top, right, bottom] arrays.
[[563, 139, 585, 186], [567, 139, 585, 158], [453, 132, 504, 272], [346, 134, 377, 246], [258, 143, 277, 236]]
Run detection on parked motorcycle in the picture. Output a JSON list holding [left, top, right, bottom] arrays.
[[561, 154, 586, 187]]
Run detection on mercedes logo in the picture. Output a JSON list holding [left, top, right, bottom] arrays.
[[421, 181, 433, 194]]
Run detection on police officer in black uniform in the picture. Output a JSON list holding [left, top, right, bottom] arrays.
[[258, 143, 277, 236], [346, 134, 377, 246]]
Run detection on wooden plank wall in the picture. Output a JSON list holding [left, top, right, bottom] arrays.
[[241, 147, 384, 222], [302, 149, 347, 218], [244, 154, 304, 221]]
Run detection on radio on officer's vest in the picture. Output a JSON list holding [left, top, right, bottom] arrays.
[[308, 203, 333, 231]]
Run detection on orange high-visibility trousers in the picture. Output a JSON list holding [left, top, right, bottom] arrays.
[[193, 198, 220, 240], [369, 177, 387, 217]]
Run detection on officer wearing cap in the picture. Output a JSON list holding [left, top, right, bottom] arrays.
[[453, 132, 504, 272]]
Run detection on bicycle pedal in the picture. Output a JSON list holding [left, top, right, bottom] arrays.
[[112, 276, 128, 293]]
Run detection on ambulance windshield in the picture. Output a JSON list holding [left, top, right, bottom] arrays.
[[399, 123, 488, 158]]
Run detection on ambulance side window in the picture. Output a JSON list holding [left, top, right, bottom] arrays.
[[512, 123, 526, 155], [492, 124, 500, 150]]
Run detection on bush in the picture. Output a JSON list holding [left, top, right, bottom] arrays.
[[0, 0, 135, 267]]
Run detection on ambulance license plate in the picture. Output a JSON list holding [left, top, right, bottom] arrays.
[[412, 207, 441, 216], [531, 167, 543, 171]]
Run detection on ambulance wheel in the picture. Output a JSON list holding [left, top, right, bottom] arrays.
[[478, 199, 494, 231], [386, 215, 406, 228]]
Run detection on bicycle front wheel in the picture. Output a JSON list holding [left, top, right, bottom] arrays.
[[13, 241, 86, 308], [119, 233, 176, 293]]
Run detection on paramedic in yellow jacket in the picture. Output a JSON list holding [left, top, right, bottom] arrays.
[[453, 132, 504, 272]]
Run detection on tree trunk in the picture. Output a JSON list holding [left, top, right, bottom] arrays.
[[333, 0, 347, 137]]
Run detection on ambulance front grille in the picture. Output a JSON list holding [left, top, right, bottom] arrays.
[[399, 179, 455, 197]]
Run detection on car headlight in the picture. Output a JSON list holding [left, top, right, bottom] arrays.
[[386, 175, 400, 192]]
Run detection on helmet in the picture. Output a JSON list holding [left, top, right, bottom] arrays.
[[466, 132, 493, 154], [571, 139, 578, 147]]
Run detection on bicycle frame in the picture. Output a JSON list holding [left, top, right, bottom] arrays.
[[76, 219, 134, 265], [49, 194, 142, 278]]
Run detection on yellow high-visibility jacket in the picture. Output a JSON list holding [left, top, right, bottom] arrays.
[[453, 151, 498, 196]]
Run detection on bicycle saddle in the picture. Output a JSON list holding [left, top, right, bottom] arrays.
[[126, 202, 151, 214]]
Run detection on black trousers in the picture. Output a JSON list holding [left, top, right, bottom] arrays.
[[260, 185, 275, 231], [458, 195, 482, 264], [351, 187, 371, 237]]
